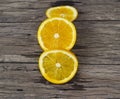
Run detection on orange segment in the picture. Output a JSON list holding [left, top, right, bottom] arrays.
[[37, 18, 76, 51], [46, 6, 78, 21], [39, 50, 78, 84]]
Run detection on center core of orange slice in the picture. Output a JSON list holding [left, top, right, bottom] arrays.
[[54, 33, 60, 39], [60, 14, 65, 17], [56, 63, 61, 68]]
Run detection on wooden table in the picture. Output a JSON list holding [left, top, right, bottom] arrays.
[[0, 0, 120, 99]]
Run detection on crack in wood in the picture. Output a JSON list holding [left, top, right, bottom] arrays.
[[51, 1, 75, 7], [16, 89, 23, 91]]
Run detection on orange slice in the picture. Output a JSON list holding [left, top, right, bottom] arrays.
[[46, 6, 78, 21], [37, 18, 76, 51], [38, 50, 78, 84]]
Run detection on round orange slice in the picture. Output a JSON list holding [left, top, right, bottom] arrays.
[[38, 50, 78, 84], [37, 18, 76, 51], [46, 6, 78, 21]]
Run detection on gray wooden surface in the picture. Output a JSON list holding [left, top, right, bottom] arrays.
[[0, 0, 120, 99]]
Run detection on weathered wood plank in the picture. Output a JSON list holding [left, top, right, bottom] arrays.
[[0, 63, 120, 99], [0, 0, 120, 22], [0, 0, 120, 4], [0, 21, 120, 65]]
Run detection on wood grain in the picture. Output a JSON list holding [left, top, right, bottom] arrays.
[[0, 63, 120, 99], [0, 0, 120, 99], [0, 0, 120, 22]]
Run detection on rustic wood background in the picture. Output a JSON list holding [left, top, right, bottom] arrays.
[[0, 0, 120, 99]]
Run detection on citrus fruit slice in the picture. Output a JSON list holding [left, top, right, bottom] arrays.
[[46, 6, 78, 21], [37, 18, 76, 51], [39, 50, 78, 84]]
